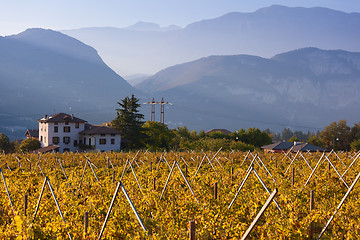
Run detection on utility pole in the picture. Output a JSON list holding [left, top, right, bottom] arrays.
[[143, 98, 172, 123], [143, 98, 156, 121]]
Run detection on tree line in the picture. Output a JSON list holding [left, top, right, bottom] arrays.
[[1, 95, 360, 153]]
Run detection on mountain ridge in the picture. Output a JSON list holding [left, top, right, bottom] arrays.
[[135, 48, 360, 132], [0, 28, 138, 139], [62, 5, 360, 76]]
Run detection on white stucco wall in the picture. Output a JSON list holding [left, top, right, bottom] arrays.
[[82, 133, 121, 152], [39, 121, 85, 153]]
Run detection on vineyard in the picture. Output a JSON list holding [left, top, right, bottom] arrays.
[[1, 149, 360, 239]]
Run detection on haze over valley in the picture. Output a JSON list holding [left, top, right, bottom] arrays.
[[1, 4, 360, 139]]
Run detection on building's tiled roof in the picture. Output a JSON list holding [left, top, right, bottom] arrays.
[[25, 129, 39, 138], [33, 145, 60, 154], [79, 124, 121, 135], [261, 141, 329, 152], [206, 129, 232, 135], [292, 143, 329, 152], [261, 142, 295, 150], [37, 113, 86, 123]]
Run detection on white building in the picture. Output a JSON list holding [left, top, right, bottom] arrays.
[[37, 113, 121, 153], [80, 124, 122, 152]]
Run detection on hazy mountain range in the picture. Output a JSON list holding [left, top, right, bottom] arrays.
[[1, 5, 360, 139], [62, 5, 360, 76], [0, 28, 138, 138], [137, 48, 360, 132]]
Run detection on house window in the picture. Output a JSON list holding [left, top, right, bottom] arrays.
[[53, 137, 59, 144], [111, 139, 115, 145], [40, 136, 43, 141], [111, 134, 115, 137], [74, 140, 78, 147], [54, 126, 58, 133], [89, 138, 91, 145], [54, 122, 58, 125], [99, 139, 106, 145], [64, 126, 70, 132], [75, 123, 79, 128], [63, 137, 70, 144], [44, 137, 46, 143], [100, 134, 105, 136]]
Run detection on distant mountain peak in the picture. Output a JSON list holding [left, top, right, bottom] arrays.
[[7, 28, 101, 63], [126, 21, 180, 32]]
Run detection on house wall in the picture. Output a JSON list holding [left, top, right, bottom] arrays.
[[82, 133, 121, 152], [39, 121, 85, 153]]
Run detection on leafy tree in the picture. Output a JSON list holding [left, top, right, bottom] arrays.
[[246, 128, 272, 147], [350, 122, 360, 142], [175, 126, 191, 139], [208, 131, 229, 139], [281, 128, 293, 141], [142, 121, 175, 151], [320, 120, 351, 150], [288, 136, 300, 142], [0, 133, 11, 154], [190, 130, 198, 140], [350, 139, 360, 151], [231, 129, 247, 143], [308, 135, 324, 147], [20, 138, 41, 152], [230, 141, 254, 151], [112, 94, 145, 149]]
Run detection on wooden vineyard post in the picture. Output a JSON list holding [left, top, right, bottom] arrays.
[[214, 182, 218, 200], [309, 190, 315, 239], [185, 165, 188, 177], [189, 220, 196, 240], [153, 177, 156, 190], [24, 194, 28, 216], [150, 161, 152, 172], [112, 170, 115, 184], [275, 158, 277, 169], [241, 189, 278, 240], [84, 211, 89, 236], [292, 167, 295, 186]]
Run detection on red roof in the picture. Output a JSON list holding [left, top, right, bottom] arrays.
[[33, 145, 60, 154]]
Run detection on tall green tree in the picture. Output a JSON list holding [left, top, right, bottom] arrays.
[[112, 94, 145, 149], [142, 121, 175, 151], [0, 133, 11, 154]]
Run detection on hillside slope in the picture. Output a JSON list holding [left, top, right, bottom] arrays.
[[136, 48, 360, 132], [0, 28, 137, 138]]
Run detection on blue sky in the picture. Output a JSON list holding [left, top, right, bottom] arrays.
[[0, 0, 359, 36]]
